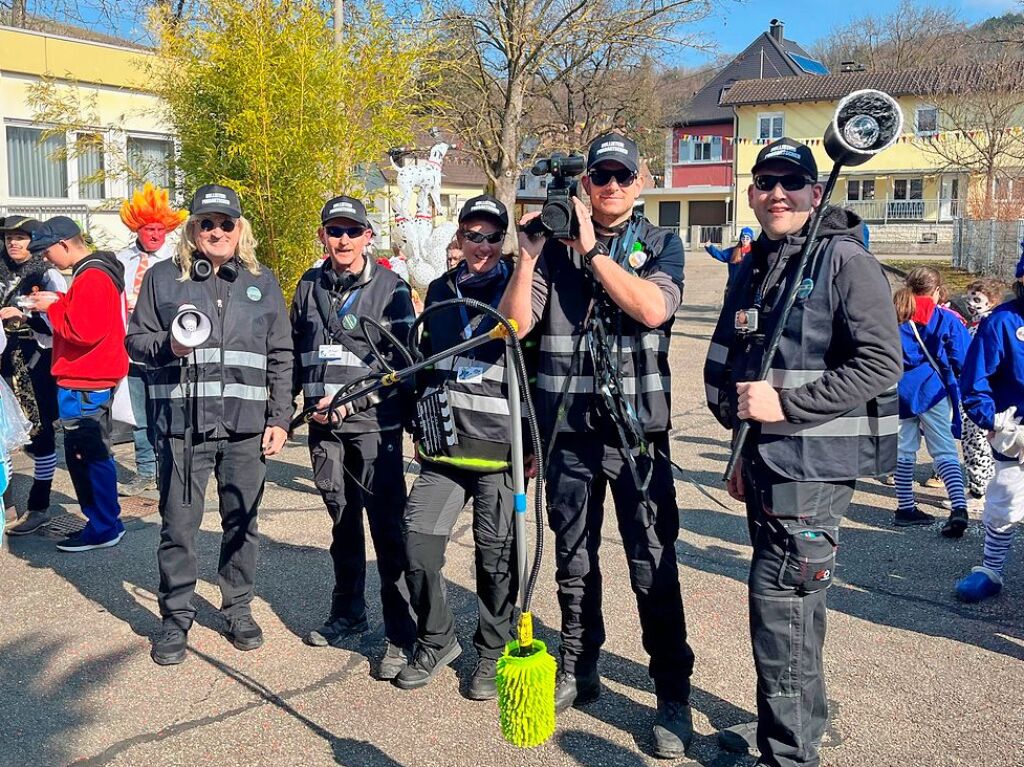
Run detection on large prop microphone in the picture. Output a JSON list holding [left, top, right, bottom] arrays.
[[723, 89, 903, 482], [171, 304, 212, 504]]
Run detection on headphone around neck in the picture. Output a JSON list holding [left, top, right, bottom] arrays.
[[191, 253, 238, 283]]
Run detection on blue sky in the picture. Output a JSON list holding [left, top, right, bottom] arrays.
[[676, 0, 1021, 66]]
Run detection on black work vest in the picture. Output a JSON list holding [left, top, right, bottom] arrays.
[[534, 221, 676, 438], [704, 235, 897, 482], [291, 259, 413, 433]]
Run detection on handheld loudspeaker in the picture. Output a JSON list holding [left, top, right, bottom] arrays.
[[824, 89, 904, 166], [170, 304, 212, 348]]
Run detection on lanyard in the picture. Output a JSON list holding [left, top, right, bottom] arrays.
[[453, 263, 507, 341], [337, 286, 362, 319]]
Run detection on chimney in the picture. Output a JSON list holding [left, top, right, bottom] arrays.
[[769, 19, 784, 42]]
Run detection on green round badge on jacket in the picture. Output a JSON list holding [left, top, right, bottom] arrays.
[[342, 314, 358, 331], [247, 286, 262, 301]]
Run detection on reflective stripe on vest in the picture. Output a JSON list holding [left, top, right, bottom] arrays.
[[536, 372, 668, 395], [540, 333, 668, 355], [762, 414, 899, 438], [149, 381, 268, 401], [224, 350, 268, 371], [447, 389, 510, 416]]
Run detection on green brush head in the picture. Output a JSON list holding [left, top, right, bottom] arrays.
[[496, 639, 557, 748]]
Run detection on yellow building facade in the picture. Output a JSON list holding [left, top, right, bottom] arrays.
[[720, 67, 1024, 251], [0, 25, 173, 248]]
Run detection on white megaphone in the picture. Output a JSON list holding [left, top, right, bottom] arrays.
[[170, 304, 212, 348]]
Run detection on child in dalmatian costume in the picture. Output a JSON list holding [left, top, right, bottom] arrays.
[[955, 250, 1024, 602], [953, 279, 1006, 508]]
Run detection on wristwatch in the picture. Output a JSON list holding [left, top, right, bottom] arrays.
[[582, 241, 609, 268]]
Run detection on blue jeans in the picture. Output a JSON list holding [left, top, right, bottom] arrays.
[[898, 398, 958, 464], [57, 387, 123, 542], [128, 370, 156, 479]]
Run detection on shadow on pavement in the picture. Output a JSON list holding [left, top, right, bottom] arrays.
[[0, 634, 133, 766]]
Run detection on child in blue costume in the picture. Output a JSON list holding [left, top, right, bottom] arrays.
[[956, 246, 1024, 601], [704, 227, 753, 287]]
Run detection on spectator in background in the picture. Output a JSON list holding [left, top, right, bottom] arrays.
[[115, 183, 186, 496], [0, 216, 66, 536], [445, 239, 463, 271], [704, 227, 753, 290], [891, 266, 972, 536], [26, 216, 128, 552]]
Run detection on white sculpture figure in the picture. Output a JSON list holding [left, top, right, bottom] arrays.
[[393, 214, 456, 292], [390, 141, 450, 221]]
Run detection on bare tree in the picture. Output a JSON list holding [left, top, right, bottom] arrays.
[[14, 0, 191, 42], [915, 55, 1024, 218], [811, 0, 964, 71], [430, 0, 711, 211]]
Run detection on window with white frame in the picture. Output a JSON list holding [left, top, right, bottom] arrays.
[[757, 113, 784, 141], [847, 179, 876, 201], [915, 106, 938, 135], [894, 178, 923, 200], [677, 135, 723, 163], [6, 125, 68, 198], [127, 135, 174, 195]]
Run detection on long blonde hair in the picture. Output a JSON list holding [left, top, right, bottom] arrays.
[[174, 215, 261, 280]]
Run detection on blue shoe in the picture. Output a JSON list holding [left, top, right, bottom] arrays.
[[955, 567, 1003, 603], [56, 528, 125, 552]]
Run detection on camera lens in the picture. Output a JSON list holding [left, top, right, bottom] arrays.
[[842, 114, 880, 150]]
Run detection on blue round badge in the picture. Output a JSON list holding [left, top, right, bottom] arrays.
[[246, 286, 262, 302], [342, 313, 358, 331], [796, 278, 814, 300]]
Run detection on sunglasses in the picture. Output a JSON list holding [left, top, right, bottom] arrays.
[[325, 225, 367, 239], [199, 218, 236, 232], [588, 167, 637, 187], [462, 230, 505, 244], [753, 174, 816, 192]]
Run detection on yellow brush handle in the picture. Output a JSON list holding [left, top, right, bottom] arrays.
[[489, 318, 519, 340], [517, 611, 534, 649]]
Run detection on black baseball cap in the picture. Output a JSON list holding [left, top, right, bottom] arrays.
[[320, 196, 370, 227], [458, 195, 508, 230], [28, 216, 82, 254], [190, 184, 242, 218], [0, 216, 43, 236], [587, 132, 640, 174], [751, 138, 818, 179]]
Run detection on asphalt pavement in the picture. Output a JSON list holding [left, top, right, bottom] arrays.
[[0, 253, 1021, 767]]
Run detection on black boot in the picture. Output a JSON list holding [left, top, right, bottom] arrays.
[[941, 507, 969, 538], [467, 657, 498, 701], [554, 666, 600, 713], [151, 623, 188, 666], [653, 699, 693, 759]]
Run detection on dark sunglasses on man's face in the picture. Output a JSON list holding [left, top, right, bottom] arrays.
[[753, 174, 815, 192], [325, 225, 367, 239], [588, 167, 637, 187], [462, 230, 505, 244], [199, 218, 236, 232]]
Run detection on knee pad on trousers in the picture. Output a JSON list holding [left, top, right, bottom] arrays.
[[405, 531, 447, 572]]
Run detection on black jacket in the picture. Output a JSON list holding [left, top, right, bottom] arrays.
[[126, 257, 294, 437]]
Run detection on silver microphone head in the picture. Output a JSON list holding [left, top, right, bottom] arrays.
[[824, 89, 904, 166]]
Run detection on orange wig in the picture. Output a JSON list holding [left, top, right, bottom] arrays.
[[120, 182, 187, 232]]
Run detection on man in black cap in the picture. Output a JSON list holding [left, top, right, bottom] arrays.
[[704, 138, 901, 767], [290, 195, 417, 679], [500, 132, 696, 757], [395, 195, 524, 698]]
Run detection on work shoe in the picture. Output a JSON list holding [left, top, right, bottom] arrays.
[[118, 475, 157, 497], [718, 720, 757, 753], [224, 614, 264, 651], [923, 474, 945, 489], [554, 667, 601, 713], [378, 641, 410, 681], [304, 614, 369, 647], [56, 528, 125, 552], [652, 699, 694, 759], [894, 507, 935, 527], [5, 508, 52, 536], [956, 566, 1003, 603], [151, 624, 188, 666], [466, 657, 498, 701], [941, 507, 969, 538], [393, 640, 462, 690]]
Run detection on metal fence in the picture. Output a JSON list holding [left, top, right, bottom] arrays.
[[952, 217, 1024, 280], [843, 198, 959, 223], [0, 203, 92, 231]]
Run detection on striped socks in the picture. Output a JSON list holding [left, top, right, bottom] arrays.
[[982, 525, 1015, 576], [33, 453, 57, 482], [934, 458, 967, 510], [894, 460, 916, 513], [27, 452, 57, 512]]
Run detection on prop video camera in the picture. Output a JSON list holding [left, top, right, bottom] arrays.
[[525, 152, 586, 241]]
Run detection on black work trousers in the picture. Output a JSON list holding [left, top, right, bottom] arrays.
[[157, 433, 265, 629], [546, 431, 694, 702], [742, 453, 854, 767], [308, 429, 416, 647], [404, 463, 518, 659]]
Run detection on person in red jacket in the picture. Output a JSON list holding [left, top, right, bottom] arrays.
[[26, 216, 128, 552]]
